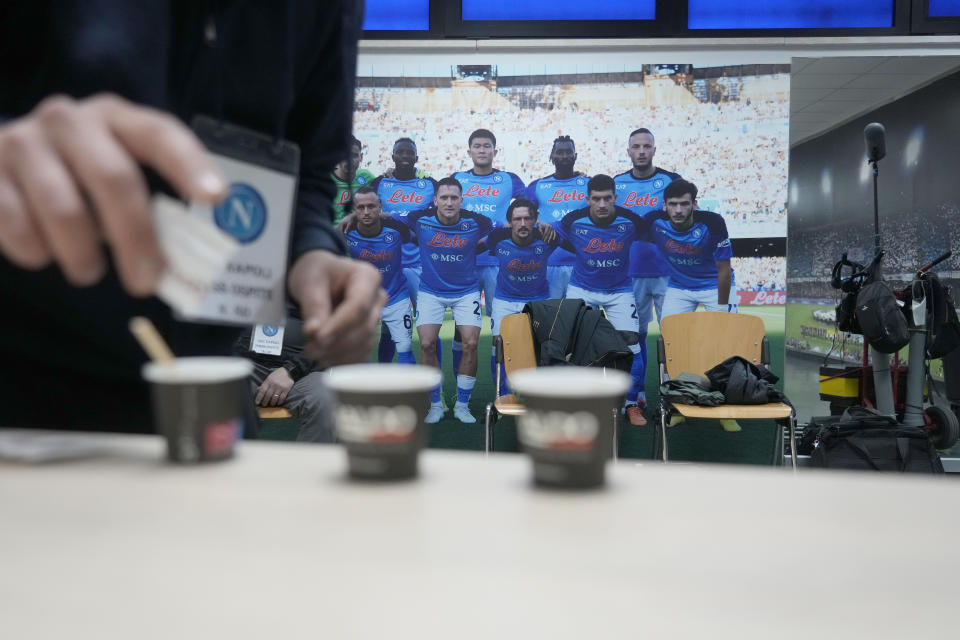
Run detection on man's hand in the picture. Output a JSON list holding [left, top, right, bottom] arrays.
[[336, 212, 358, 235], [255, 367, 295, 407], [537, 222, 558, 243], [288, 250, 386, 366], [0, 93, 228, 295]]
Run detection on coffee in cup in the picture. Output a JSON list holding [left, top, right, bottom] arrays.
[[143, 356, 253, 463], [325, 363, 442, 480], [510, 367, 631, 488]]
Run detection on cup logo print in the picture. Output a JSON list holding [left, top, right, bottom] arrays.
[[262, 325, 279, 337], [335, 404, 418, 443], [518, 410, 599, 450], [214, 182, 268, 244]]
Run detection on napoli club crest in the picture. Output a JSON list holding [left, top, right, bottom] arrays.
[[535, 246, 544, 255], [654, 178, 665, 190], [417, 180, 426, 188], [461, 222, 470, 231], [356, 175, 367, 185], [617, 224, 626, 233], [493, 174, 503, 183], [384, 234, 394, 243], [577, 177, 586, 186]]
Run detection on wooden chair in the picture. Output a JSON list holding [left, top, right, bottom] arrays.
[[655, 312, 797, 469], [483, 312, 537, 453]]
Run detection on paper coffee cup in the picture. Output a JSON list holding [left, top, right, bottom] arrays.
[[326, 363, 441, 480], [143, 357, 253, 463], [510, 368, 631, 488]]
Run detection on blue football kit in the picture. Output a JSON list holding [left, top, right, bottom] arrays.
[[556, 206, 650, 294], [373, 175, 437, 269], [485, 227, 562, 301], [402, 208, 494, 296], [644, 209, 734, 290], [614, 168, 681, 278], [345, 217, 413, 305], [524, 174, 588, 268], [452, 169, 526, 267]]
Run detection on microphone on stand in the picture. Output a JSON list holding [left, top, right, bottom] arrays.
[[864, 122, 886, 163]]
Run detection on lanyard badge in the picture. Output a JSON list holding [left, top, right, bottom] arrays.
[[178, 115, 300, 327]]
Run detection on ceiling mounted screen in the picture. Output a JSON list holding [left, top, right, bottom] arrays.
[[362, 0, 430, 30], [460, 0, 656, 21], [688, 0, 894, 29], [928, 0, 960, 17]]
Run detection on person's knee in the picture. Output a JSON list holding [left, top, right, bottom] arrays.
[[419, 332, 439, 353], [461, 331, 480, 352]]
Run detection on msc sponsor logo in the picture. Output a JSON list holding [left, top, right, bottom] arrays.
[[587, 258, 622, 268]]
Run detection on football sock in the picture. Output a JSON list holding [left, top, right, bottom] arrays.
[[456, 374, 475, 404], [451, 339, 462, 374], [397, 350, 416, 364], [430, 385, 442, 404]]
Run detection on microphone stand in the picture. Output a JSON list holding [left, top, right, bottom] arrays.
[[868, 157, 896, 417]]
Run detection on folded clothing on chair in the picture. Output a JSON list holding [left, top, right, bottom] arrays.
[[660, 372, 726, 406]]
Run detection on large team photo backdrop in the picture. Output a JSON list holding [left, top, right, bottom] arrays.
[[350, 61, 791, 461], [785, 62, 960, 421]]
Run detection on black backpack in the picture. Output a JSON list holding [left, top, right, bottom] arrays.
[[855, 281, 909, 353], [804, 407, 944, 473]]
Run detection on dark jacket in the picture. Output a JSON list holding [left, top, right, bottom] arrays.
[[0, 1, 359, 431], [523, 298, 636, 372]]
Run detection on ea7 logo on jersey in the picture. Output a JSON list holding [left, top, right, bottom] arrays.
[[518, 410, 599, 450]]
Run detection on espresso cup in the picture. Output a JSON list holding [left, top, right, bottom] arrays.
[[325, 363, 442, 480], [142, 357, 253, 463], [510, 367, 631, 489]]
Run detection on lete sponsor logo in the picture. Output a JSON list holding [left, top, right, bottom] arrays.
[[739, 290, 786, 305]]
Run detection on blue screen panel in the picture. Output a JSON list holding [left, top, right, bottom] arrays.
[[929, 0, 960, 17], [362, 0, 429, 31], [688, 0, 893, 29], [462, 0, 655, 21]]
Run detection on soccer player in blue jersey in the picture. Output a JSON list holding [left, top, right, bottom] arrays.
[[646, 179, 738, 318], [614, 128, 682, 425], [557, 174, 651, 425], [403, 177, 494, 424], [369, 138, 438, 363], [525, 135, 587, 299], [451, 129, 526, 376], [345, 187, 417, 365], [480, 198, 571, 392]]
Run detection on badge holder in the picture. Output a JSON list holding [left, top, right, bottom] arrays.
[[178, 115, 300, 327]]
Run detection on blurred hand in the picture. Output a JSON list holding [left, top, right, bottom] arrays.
[[255, 367, 295, 407], [288, 250, 385, 366], [0, 93, 227, 295]]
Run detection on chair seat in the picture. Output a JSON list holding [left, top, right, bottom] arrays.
[[258, 407, 293, 419], [670, 402, 792, 420], [494, 394, 526, 416]]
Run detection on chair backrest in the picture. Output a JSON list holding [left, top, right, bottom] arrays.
[[500, 313, 537, 377], [660, 312, 765, 379]]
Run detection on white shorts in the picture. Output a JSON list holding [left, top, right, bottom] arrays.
[[632, 275, 669, 330], [478, 266, 498, 316], [491, 298, 529, 336], [661, 286, 740, 318], [565, 285, 636, 334], [547, 265, 572, 300], [382, 297, 414, 352], [416, 290, 483, 328]]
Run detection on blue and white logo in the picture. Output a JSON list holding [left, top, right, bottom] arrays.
[[262, 325, 279, 337], [461, 222, 470, 231], [493, 174, 503, 183], [384, 234, 394, 243], [617, 224, 626, 233], [693, 228, 703, 239], [577, 177, 586, 186], [417, 180, 426, 188], [535, 245, 544, 255], [214, 182, 267, 244], [653, 178, 664, 190], [356, 175, 367, 185]]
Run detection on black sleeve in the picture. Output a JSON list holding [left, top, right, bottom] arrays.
[[485, 227, 511, 254], [383, 216, 413, 243], [285, 0, 361, 263]]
